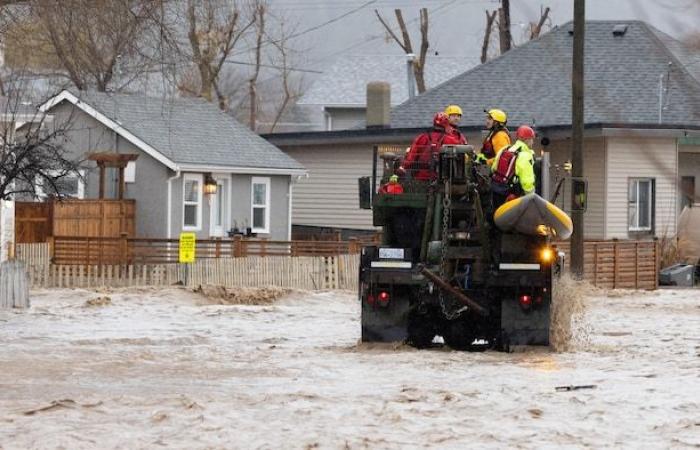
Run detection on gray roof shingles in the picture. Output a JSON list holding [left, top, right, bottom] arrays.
[[298, 54, 473, 106], [69, 90, 304, 170], [391, 21, 700, 129]]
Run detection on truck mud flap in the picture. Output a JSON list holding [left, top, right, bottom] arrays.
[[361, 296, 411, 343], [500, 298, 550, 346]]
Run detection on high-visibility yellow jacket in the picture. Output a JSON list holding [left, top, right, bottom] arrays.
[[491, 140, 536, 194]]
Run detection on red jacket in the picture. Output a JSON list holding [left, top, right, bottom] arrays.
[[403, 126, 467, 180]]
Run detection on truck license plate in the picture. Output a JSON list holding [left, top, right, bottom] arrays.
[[379, 248, 404, 259]]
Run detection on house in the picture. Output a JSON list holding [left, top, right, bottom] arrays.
[[39, 90, 306, 240], [296, 54, 472, 131], [267, 21, 700, 241]]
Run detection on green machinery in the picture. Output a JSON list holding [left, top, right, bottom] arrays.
[[358, 145, 559, 350]]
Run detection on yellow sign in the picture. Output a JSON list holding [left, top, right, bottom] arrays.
[[179, 232, 196, 263]]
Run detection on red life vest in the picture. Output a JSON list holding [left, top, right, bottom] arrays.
[[385, 182, 404, 194], [492, 146, 521, 186], [481, 126, 509, 159]]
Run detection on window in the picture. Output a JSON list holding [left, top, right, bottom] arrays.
[[183, 174, 202, 231], [125, 161, 136, 183], [628, 178, 654, 232], [681, 176, 695, 211], [37, 170, 85, 199], [251, 177, 270, 233]]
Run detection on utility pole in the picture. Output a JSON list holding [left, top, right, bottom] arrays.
[[570, 0, 585, 278]]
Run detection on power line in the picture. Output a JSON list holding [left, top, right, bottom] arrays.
[[223, 60, 322, 73], [231, 0, 379, 57]]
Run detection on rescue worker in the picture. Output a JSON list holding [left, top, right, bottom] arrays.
[[490, 125, 537, 209], [444, 104, 468, 144], [478, 108, 511, 164], [380, 175, 404, 194], [400, 112, 465, 181]]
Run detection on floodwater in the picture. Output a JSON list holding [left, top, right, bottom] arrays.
[[0, 286, 698, 449]]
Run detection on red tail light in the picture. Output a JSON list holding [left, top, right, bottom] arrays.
[[366, 294, 375, 305], [519, 294, 532, 308], [378, 291, 390, 305]]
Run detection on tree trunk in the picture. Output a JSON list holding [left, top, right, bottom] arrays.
[[498, 0, 512, 54], [481, 10, 498, 64]]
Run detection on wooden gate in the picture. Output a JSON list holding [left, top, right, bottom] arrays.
[[15, 202, 52, 243], [15, 199, 135, 243]]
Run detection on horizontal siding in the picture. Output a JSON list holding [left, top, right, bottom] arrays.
[[606, 138, 677, 239], [546, 138, 606, 239], [286, 144, 380, 229]]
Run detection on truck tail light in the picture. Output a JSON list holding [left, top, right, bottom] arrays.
[[378, 291, 390, 305], [519, 294, 532, 309]]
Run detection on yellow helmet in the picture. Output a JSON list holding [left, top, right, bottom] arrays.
[[486, 108, 507, 124], [444, 104, 463, 116]]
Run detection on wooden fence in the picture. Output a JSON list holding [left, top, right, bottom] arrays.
[[15, 202, 52, 243], [50, 235, 364, 265], [20, 255, 360, 291], [15, 199, 135, 244], [15, 239, 658, 291], [0, 260, 29, 308], [554, 240, 658, 290]]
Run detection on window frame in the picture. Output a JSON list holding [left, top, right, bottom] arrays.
[[251, 176, 271, 234], [36, 169, 85, 200], [125, 161, 136, 183], [182, 173, 203, 231], [628, 177, 654, 233]]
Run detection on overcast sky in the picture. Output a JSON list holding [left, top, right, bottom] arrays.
[[264, 0, 700, 72]]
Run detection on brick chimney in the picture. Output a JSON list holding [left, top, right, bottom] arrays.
[[366, 81, 391, 129]]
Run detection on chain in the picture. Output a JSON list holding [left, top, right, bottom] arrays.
[[438, 155, 463, 320]]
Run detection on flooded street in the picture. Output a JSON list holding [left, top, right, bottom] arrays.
[[0, 286, 698, 449]]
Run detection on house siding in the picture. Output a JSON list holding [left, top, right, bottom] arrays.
[[545, 137, 606, 240], [284, 144, 376, 230], [172, 173, 291, 240], [51, 102, 169, 238], [606, 137, 677, 239]]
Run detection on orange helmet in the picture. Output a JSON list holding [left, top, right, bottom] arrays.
[[516, 125, 536, 140], [433, 112, 450, 128]]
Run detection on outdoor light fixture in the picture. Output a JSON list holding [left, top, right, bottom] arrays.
[[204, 173, 217, 195]]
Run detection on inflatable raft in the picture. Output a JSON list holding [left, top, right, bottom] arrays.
[[494, 193, 573, 240]]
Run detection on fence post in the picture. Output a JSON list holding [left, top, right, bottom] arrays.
[[613, 240, 619, 289], [233, 235, 243, 257], [120, 232, 129, 265], [47, 236, 55, 263], [215, 239, 221, 258], [348, 237, 359, 254], [634, 241, 639, 290], [654, 238, 660, 290]]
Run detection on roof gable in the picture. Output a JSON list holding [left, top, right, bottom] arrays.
[[391, 21, 700, 129], [41, 90, 305, 173]]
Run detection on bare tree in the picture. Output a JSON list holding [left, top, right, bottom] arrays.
[[498, 0, 512, 54], [0, 92, 83, 200], [482, 4, 552, 63], [481, 10, 498, 64], [375, 8, 429, 94], [529, 6, 551, 40], [248, 1, 265, 130], [182, 0, 256, 109], [4, 0, 166, 92], [266, 25, 303, 133]]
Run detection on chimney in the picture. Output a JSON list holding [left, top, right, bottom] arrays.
[[366, 81, 391, 129], [406, 53, 416, 100]]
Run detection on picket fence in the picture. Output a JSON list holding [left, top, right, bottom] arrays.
[[19, 254, 360, 291]]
